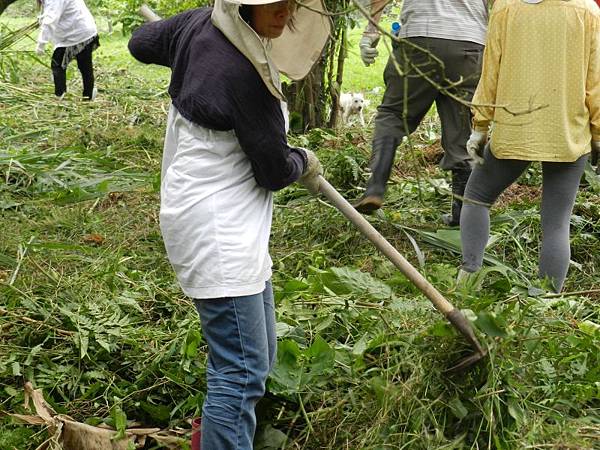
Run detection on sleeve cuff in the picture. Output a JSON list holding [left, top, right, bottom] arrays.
[[290, 147, 309, 173]]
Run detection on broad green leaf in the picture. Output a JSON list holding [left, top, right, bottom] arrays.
[[275, 322, 295, 338], [96, 336, 112, 353], [4, 385, 19, 397], [278, 339, 301, 368], [352, 333, 369, 356], [254, 425, 288, 450], [390, 224, 521, 277], [140, 401, 171, 422], [475, 311, 507, 338], [327, 266, 394, 300], [314, 314, 335, 333], [428, 321, 454, 337], [182, 329, 202, 358], [270, 340, 302, 392], [306, 335, 335, 374], [115, 291, 144, 313], [282, 278, 309, 294], [111, 406, 128, 440], [0, 200, 21, 209], [448, 398, 469, 420]]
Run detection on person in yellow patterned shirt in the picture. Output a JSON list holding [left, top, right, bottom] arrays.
[[458, 0, 600, 293]]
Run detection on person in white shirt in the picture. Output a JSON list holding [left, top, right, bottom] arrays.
[[36, 0, 99, 100]]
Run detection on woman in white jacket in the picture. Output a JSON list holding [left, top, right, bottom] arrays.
[[36, 0, 98, 100]]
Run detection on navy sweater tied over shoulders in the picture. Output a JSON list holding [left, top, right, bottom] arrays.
[[128, 8, 305, 191]]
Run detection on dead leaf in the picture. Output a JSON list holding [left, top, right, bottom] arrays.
[[12, 383, 163, 450], [82, 234, 105, 246]]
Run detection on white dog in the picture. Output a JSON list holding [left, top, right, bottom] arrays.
[[339, 92, 366, 126]]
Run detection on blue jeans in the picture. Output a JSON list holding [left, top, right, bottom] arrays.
[[194, 281, 276, 450]]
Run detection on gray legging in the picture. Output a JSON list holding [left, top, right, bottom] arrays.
[[460, 145, 587, 292]]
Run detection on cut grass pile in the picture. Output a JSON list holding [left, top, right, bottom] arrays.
[[1, 15, 599, 450]]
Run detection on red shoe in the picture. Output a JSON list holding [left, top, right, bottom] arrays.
[[191, 417, 201, 450]]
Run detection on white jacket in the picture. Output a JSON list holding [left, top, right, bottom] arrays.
[[37, 0, 97, 48]]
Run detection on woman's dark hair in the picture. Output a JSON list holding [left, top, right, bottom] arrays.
[[239, 1, 297, 32], [239, 4, 252, 24]]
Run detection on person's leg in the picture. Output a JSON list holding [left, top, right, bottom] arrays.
[[262, 281, 277, 371], [460, 146, 530, 273], [355, 37, 439, 213], [539, 155, 587, 292], [435, 40, 484, 171], [194, 283, 272, 450], [435, 40, 484, 226], [75, 43, 95, 99], [373, 38, 441, 142], [50, 47, 67, 97], [442, 164, 472, 226]]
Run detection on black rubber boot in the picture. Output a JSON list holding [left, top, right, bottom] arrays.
[[442, 167, 472, 227], [354, 136, 399, 214]]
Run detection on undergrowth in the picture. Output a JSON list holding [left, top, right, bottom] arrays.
[[0, 15, 599, 450]]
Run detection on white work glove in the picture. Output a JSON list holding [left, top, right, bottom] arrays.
[[35, 41, 46, 55], [297, 148, 323, 195], [592, 141, 600, 174], [466, 131, 487, 166], [359, 32, 380, 67]]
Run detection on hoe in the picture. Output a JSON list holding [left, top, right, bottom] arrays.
[[318, 176, 487, 372]]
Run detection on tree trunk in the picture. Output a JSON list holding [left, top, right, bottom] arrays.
[[283, 58, 325, 133], [0, 0, 20, 16], [285, 0, 350, 132], [327, 21, 347, 129]]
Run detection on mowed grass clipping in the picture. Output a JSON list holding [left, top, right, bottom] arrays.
[[1, 11, 600, 450]]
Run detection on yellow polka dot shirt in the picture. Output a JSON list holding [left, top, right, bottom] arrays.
[[472, 0, 600, 162]]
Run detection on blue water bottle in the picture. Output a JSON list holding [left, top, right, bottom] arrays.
[[391, 21, 401, 37]]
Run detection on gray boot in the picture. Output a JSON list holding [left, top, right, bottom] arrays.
[[354, 136, 399, 214], [442, 167, 472, 226]]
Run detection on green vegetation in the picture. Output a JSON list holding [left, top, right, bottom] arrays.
[[1, 9, 599, 450]]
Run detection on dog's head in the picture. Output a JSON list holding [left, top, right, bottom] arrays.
[[349, 93, 365, 112], [340, 92, 366, 113]]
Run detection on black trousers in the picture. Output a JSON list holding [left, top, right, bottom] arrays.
[[50, 41, 95, 99], [374, 37, 484, 171]]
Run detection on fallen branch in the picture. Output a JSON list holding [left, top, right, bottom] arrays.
[[0, 307, 74, 336]]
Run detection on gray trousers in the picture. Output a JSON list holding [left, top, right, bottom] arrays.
[[374, 37, 483, 170], [461, 146, 587, 292]]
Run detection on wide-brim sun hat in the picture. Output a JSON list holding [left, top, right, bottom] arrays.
[[270, 0, 331, 80], [212, 0, 331, 100]]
